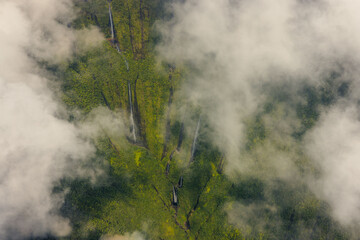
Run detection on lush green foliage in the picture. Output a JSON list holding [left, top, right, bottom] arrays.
[[51, 1, 351, 240]]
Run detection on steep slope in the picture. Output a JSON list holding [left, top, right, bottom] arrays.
[[53, 1, 350, 240], [58, 1, 242, 239]]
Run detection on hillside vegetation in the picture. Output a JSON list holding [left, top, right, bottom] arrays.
[[52, 1, 350, 239]]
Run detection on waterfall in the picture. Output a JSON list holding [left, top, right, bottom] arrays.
[[189, 118, 201, 163], [165, 162, 170, 175], [172, 186, 178, 205], [115, 45, 129, 71], [108, 4, 115, 41], [128, 82, 137, 142], [124, 58, 129, 71], [178, 176, 183, 188], [109, 3, 130, 71]]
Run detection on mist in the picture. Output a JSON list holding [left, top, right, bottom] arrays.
[[306, 103, 360, 227], [2, 0, 360, 238], [0, 0, 106, 239], [157, 0, 360, 237]]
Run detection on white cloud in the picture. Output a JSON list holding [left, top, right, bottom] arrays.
[[305, 103, 360, 226], [157, 0, 360, 232], [0, 0, 105, 239]]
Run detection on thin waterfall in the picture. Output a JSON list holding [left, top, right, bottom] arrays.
[[120, 50, 130, 71], [189, 118, 201, 163], [128, 82, 137, 142], [109, 2, 129, 71], [172, 186, 178, 206], [108, 3, 115, 41], [124, 57, 129, 71], [178, 176, 183, 188], [115, 45, 129, 71]]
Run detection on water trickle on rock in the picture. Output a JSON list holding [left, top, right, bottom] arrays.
[[128, 82, 137, 142]]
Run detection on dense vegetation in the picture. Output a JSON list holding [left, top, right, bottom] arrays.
[[47, 0, 351, 239]]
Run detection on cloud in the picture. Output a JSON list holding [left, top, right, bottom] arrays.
[[0, 0, 105, 239], [75, 26, 105, 54], [80, 106, 126, 141], [157, 0, 360, 155], [157, 0, 360, 235], [305, 103, 360, 227]]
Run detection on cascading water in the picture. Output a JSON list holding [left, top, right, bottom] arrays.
[[176, 122, 185, 151], [108, 3, 115, 42], [108, 3, 129, 71], [189, 118, 201, 164], [124, 57, 129, 71], [121, 52, 130, 71], [172, 186, 178, 206], [115, 45, 129, 71], [128, 82, 137, 142]]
